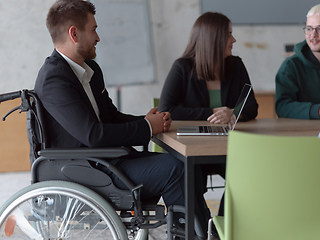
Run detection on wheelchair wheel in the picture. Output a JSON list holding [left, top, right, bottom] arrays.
[[0, 180, 128, 239]]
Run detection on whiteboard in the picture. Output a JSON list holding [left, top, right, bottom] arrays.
[[92, 0, 155, 87], [202, 0, 320, 24]]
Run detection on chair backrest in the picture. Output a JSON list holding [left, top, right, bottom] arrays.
[[25, 91, 48, 164], [224, 131, 320, 240], [153, 98, 159, 108]]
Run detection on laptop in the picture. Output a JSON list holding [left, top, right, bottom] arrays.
[[176, 83, 252, 136]]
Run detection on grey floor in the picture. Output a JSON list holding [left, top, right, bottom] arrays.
[[0, 171, 224, 240]]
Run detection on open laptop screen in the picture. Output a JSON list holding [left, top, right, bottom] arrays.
[[229, 83, 252, 130]]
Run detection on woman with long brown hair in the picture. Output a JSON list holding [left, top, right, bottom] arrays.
[[159, 12, 258, 123]]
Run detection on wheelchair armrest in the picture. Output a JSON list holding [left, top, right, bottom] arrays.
[[33, 146, 138, 191], [38, 146, 131, 159]]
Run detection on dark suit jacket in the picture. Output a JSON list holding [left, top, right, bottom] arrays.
[[159, 56, 258, 121], [34, 50, 150, 148]]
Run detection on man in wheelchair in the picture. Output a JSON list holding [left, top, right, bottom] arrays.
[[28, 0, 212, 239]]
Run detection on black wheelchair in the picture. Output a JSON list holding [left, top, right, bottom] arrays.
[[0, 89, 204, 240]]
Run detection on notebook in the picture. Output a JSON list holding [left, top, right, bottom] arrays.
[[176, 83, 252, 136]]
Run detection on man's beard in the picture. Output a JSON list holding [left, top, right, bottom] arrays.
[[77, 44, 96, 61]]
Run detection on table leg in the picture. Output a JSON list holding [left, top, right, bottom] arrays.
[[185, 156, 195, 240]]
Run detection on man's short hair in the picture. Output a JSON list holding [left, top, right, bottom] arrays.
[[307, 4, 320, 18], [46, 0, 96, 44]]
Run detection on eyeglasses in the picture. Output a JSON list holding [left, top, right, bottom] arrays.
[[303, 26, 320, 35]]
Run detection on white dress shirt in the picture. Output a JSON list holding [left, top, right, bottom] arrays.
[[57, 51, 101, 122]]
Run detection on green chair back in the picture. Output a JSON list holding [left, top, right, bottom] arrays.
[[152, 98, 162, 153], [153, 98, 159, 110], [213, 131, 320, 240]]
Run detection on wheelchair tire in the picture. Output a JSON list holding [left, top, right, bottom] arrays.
[[0, 180, 128, 239]]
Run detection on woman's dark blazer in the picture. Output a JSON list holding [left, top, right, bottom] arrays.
[[34, 50, 150, 149], [159, 56, 258, 121]]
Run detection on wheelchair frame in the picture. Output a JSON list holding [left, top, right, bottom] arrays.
[[0, 89, 203, 239]]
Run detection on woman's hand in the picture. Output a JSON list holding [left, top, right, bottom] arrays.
[[207, 107, 234, 124]]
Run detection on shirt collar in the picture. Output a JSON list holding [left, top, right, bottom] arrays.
[[57, 50, 94, 84]]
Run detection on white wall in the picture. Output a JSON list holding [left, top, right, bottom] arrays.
[[118, 0, 200, 115], [0, 0, 307, 116], [232, 24, 305, 91], [0, 0, 55, 92]]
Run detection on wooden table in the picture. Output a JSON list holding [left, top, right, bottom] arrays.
[[152, 118, 320, 239]]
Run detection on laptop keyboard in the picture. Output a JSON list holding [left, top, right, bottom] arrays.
[[199, 126, 226, 133]]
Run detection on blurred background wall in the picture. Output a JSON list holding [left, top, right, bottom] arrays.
[[0, 0, 309, 114]]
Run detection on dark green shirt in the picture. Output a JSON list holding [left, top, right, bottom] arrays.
[[208, 89, 222, 109]]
